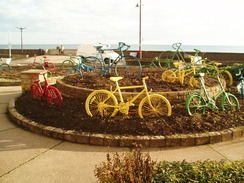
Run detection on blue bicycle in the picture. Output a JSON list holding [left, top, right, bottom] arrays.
[[236, 67, 244, 98], [0, 58, 12, 72], [93, 42, 142, 79], [66, 56, 103, 77]]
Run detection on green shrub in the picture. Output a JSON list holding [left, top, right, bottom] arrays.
[[153, 160, 244, 183], [95, 148, 244, 183]]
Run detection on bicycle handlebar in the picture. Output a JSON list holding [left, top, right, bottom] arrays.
[[118, 42, 130, 51], [31, 68, 55, 78], [142, 76, 149, 81], [194, 49, 201, 53], [172, 42, 182, 50], [236, 68, 244, 78]]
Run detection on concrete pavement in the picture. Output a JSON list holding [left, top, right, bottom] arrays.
[[9, 55, 71, 67], [0, 72, 244, 182]]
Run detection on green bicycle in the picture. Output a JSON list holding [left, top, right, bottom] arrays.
[[185, 73, 239, 116], [147, 42, 202, 69], [61, 54, 82, 68]]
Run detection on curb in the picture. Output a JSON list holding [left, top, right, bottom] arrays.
[[8, 98, 244, 148]]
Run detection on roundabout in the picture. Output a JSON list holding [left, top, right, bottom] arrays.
[[7, 69, 244, 147]]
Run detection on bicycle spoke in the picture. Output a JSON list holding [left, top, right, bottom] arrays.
[[186, 94, 206, 116], [85, 90, 118, 117], [138, 94, 171, 118], [47, 86, 63, 106]]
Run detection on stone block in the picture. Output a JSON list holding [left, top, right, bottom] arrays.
[[119, 135, 135, 147], [180, 134, 195, 146], [230, 128, 243, 139], [221, 130, 233, 142], [42, 126, 56, 137], [195, 133, 210, 145], [134, 136, 150, 147], [209, 132, 222, 144], [149, 136, 166, 147], [63, 130, 77, 143], [165, 135, 181, 147], [52, 128, 64, 139], [76, 132, 90, 144], [89, 133, 104, 146], [103, 135, 120, 147]]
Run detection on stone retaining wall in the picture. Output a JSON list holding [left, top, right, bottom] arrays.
[[56, 78, 225, 103]]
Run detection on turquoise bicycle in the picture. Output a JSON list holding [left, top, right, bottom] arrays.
[[0, 58, 12, 72], [66, 56, 102, 77], [91, 42, 142, 79]]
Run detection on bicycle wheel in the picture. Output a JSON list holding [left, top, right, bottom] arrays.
[[158, 51, 174, 69], [220, 93, 239, 111], [185, 94, 206, 116], [0, 63, 12, 72], [61, 60, 75, 69], [30, 83, 42, 101], [46, 86, 63, 106], [85, 90, 118, 117], [189, 76, 200, 88], [138, 94, 172, 118], [219, 70, 233, 86], [162, 70, 176, 82], [114, 55, 142, 79]]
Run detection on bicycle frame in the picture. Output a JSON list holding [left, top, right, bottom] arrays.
[[110, 76, 151, 105]]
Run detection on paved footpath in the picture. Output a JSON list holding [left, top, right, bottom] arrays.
[[0, 86, 244, 183]]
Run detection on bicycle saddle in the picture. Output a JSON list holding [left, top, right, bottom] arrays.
[[110, 77, 123, 82], [173, 61, 184, 67]]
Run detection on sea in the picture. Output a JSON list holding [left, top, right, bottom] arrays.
[[1, 44, 244, 53]]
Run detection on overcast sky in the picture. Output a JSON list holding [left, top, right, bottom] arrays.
[[1, 0, 244, 46]]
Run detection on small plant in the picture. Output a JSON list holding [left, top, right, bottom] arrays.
[[94, 146, 156, 183]]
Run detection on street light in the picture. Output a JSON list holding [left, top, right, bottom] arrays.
[[136, 0, 142, 59], [16, 27, 26, 53]]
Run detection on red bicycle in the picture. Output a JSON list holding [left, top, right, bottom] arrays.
[[27, 54, 55, 70], [30, 69, 63, 106]]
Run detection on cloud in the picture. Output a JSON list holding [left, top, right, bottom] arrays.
[[1, 0, 244, 45]]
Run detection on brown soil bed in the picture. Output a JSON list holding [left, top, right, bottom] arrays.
[[61, 69, 219, 92], [13, 68, 244, 136]]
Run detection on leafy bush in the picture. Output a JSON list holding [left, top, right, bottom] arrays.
[[153, 160, 244, 183], [95, 148, 244, 183]]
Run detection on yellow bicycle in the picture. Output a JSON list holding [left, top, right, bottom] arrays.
[[85, 76, 172, 118], [201, 59, 233, 87], [161, 59, 201, 87]]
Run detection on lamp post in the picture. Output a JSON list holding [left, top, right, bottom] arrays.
[[136, 0, 142, 59], [16, 27, 26, 53]]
